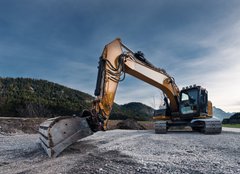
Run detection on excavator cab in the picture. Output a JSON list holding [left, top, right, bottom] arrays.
[[179, 85, 208, 119]]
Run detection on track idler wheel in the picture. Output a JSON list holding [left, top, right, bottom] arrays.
[[155, 121, 167, 134]]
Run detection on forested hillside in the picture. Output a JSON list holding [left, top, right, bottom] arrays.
[[0, 77, 153, 120], [222, 113, 240, 124], [0, 77, 93, 117], [111, 102, 154, 121], [0, 77, 233, 122]]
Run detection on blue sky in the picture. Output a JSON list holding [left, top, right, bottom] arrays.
[[0, 0, 240, 112]]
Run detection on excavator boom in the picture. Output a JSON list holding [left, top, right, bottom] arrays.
[[94, 38, 180, 129]]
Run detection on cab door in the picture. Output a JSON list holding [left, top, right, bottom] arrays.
[[179, 87, 200, 119]]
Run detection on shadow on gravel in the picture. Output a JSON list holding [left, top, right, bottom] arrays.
[[1, 146, 47, 161], [56, 140, 142, 173], [0, 161, 9, 167], [67, 149, 142, 174], [167, 131, 200, 134], [60, 140, 98, 156]]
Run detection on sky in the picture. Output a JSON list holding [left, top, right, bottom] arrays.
[[0, 0, 240, 112]]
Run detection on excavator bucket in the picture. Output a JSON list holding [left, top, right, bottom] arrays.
[[39, 116, 93, 157]]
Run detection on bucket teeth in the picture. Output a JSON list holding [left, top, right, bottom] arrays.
[[39, 116, 93, 157]]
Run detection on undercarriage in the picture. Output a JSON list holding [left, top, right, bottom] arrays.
[[155, 118, 222, 134]]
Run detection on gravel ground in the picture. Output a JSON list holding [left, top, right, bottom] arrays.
[[0, 130, 240, 174]]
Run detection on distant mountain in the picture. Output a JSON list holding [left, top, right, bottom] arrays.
[[0, 77, 93, 117], [213, 106, 233, 121], [0, 77, 153, 120], [0, 77, 234, 122], [222, 113, 240, 124], [111, 102, 154, 121], [112, 104, 235, 121], [115, 104, 236, 121]]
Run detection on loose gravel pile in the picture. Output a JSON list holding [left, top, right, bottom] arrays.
[[115, 119, 146, 130], [0, 130, 239, 174]]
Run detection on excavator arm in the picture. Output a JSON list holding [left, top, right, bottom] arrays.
[[93, 38, 180, 130], [39, 38, 180, 157]]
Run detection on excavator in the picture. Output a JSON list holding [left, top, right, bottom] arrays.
[[39, 38, 222, 157]]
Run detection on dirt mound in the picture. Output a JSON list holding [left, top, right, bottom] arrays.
[[116, 119, 145, 130], [0, 117, 46, 134]]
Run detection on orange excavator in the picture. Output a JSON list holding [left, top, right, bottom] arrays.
[[39, 38, 222, 157]]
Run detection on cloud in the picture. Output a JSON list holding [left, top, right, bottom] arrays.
[[195, 23, 240, 112], [0, 1, 240, 112], [51, 60, 98, 95], [115, 77, 164, 109], [164, 18, 240, 112], [111, 2, 240, 112]]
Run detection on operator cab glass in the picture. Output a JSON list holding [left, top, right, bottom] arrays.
[[180, 88, 199, 115]]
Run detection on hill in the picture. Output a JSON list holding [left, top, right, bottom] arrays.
[[0, 77, 93, 117], [0, 77, 233, 121], [111, 102, 154, 121], [0, 77, 153, 120], [213, 106, 232, 121], [222, 113, 240, 124]]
